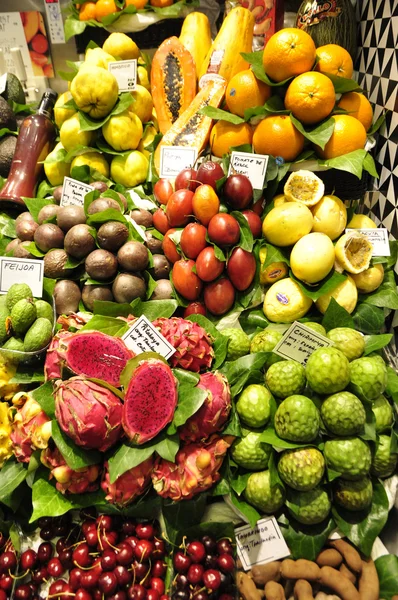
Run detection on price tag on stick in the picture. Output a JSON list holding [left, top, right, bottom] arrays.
[[235, 518, 290, 571], [345, 228, 390, 257], [159, 146, 198, 179], [228, 151, 269, 190], [0, 257, 44, 298], [61, 177, 94, 207], [273, 321, 333, 365], [108, 60, 137, 92], [122, 315, 176, 359]]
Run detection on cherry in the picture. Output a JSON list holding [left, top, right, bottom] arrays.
[[201, 536, 216, 554], [110, 593, 127, 600], [116, 543, 134, 566], [146, 590, 160, 600], [54, 524, 69, 537], [134, 540, 153, 562], [80, 570, 101, 590], [97, 515, 113, 532], [150, 577, 165, 595], [69, 567, 83, 591], [122, 521, 136, 536], [123, 536, 138, 550], [114, 565, 132, 587], [59, 549, 74, 570], [173, 551, 191, 573], [98, 572, 118, 596], [21, 549, 38, 571], [39, 527, 54, 541], [93, 590, 103, 600], [203, 570, 221, 591], [173, 591, 189, 600], [160, 596, 169, 600], [194, 593, 208, 600], [75, 589, 93, 600], [38, 541, 53, 563], [49, 580, 67, 598], [187, 541, 206, 564], [73, 544, 92, 568], [217, 540, 233, 556], [28, 584, 38, 595], [175, 574, 188, 589], [219, 595, 234, 600], [217, 554, 235, 574], [31, 566, 48, 584], [151, 560, 167, 578], [0, 574, 12, 592], [133, 561, 150, 580], [0, 590, 6, 600], [99, 530, 118, 551], [56, 538, 69, 554], [204, 555, 217, 569], [128, 584, 147, 600], [48, 557, 64, 578], [101, 549, 118, 571], [153, 538, 165, 559], [14, 584, 32, 600], [136, 524, 155, 540], [82, 521, 94, 536], [0, 551, 17, 572], [85, 528, 99, 548], [38, 517, 52, 528], [187, 563, 204, 585]]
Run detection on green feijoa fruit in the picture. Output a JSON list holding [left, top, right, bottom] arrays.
[[23, 318, 53, 353], [11, 298, 37, 336], [6, 283, 33, 311], [35, 300, 54, 324]]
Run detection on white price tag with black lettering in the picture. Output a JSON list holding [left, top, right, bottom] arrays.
[[159, 146, 198, 179], [0, 257, 44, 298], [122, 315, 176, 359], [228, 151, 269, 190], [108, 60, 137, 92], [273, 321, 333, 365], [346, 228, 390, 257], [235, 518, 290, 571], [61, 177, 94, 207]]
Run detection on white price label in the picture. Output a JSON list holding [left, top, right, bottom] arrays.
[[235, 518, 290, 571], [228, 151, 269, 190], [108, 59, 137, 92], [122, 315, 176, 359], [159, 146, 198, 179], [273, 321, 333, 365], [346, 228, 390, 257], [61, 177, 94, 207], [0, 257, 44, 298], [44, 0, 66, 44]]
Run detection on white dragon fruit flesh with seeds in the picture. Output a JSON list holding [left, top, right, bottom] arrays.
[[101, 457, 155, 507], [41, 446, 101, 494]]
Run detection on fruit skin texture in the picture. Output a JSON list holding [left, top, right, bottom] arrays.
[[311, 194, 347, 240], [196, 247, 224, 282], [316, 44, 354, 79], [71, 66, 118, 119], [287, 487, 331, 525], [41, 446, 100, 495], [316, 115, 367, 159], [262, 28, 316, 82], [222, 328, 250, 361], [324, 437, 371, 480], [290, 233, 335, 284], [227, 248, 256, 291], [372, 395, 393, 433], [262, 202, 313, 246], [166, 189, 194, 227], [253, 115, 305, 161], [10, 395, 52, 463], [101, 457, 155, 506], [335, 231, 372, 274], [111, 151, 149, 187], [11, 298, 37, 336], [210, 121, 253, 159], [44, 330, 74, 381], [334, 477, 373, 511], [231, 430, 272, 470], [103, 32, 140, 61], [204, 278, 235, 316], [102, 110, 143, 151], [173, 259, 203, 301], [179, 11, 211, 79], [277, 447, 325, 491], [226, 69, 271, 118], [236, 384, 271, 429], [306, 347, 350, 395], [122, 359, 178, 445], [266, 360, 306, 399], [321, 391, 366, 437], [208, 214, 240, 247], [55, 377, 123, 452], [316, 275, 358, 314], [192, 184, 220, 227], [263, 278, 313, 323], [0, 403, 12, 468], [244, 470, 285, 513], [371, 435, 398, 478], [349, 356, 387, 402], [326, 327, 365, 361], [152, 435, 230, 501], [180, 223, 208, 259], [274, 395, 320, 443], [178, 371, 231, 442], [351, 264, 384, 294], [250, 329, 283, 369], [284, 72, 336, 125], [153, 317, 214, 372], [337, 92, 373, 131]]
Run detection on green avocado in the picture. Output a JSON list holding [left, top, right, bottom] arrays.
[[0, 96, 17, 132], [0, 135, 17, 177], [1, 74, 25, 106]]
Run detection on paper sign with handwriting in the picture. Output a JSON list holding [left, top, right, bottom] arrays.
[[122, 315, 176, 359], [159, 146, 198, 179], [228, 151, 269, 190], [273, 321, 332, 365], [0, 257, 43, 297], [346, 228, 390, 257], [61, 177, 94, 207], [108, 59, 137, 92], [235, 518, 290, 571]]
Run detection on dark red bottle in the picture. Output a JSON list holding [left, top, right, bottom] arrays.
[[0, 89, 57, 209]]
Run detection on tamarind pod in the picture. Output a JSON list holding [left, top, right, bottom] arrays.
[[280, 559, 321, 582], [329, 539, 362, 574], [238, 571, 263, 600], [316, 549, 343, 568], [294, 580, 314, 600], [340, 563, 357, 585], [319, 566, 360, 600], [358, 559, 379, 600], [264, 581, 286, 600], [251, 562, 282, 586]]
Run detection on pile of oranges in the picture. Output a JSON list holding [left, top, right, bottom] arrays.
[[78, 0, 174, 22]]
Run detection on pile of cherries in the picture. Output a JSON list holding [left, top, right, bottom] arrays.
[[172, 536, 235, 600], [0, 510, 168, 600]]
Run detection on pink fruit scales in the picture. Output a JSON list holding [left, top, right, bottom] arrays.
[[44, 330, 74, 381], [41, 446, 101, 495], [122, 359, 178, 445], [101, 457, 155, 507]]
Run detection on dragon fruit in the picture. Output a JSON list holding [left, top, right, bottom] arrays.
[[152, 435, 231, 501], [179, 371, 231, 442], [41, 446, 101, 494], [152, 318, 214, 372], [44, 330, 74, 381], [10, 393, 52, 462], [56, 331, 134, 387], [101, 457, 155, 507], [55, 377, 123, 452], [122, 359, 178, 445]]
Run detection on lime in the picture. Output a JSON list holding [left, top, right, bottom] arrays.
[[236, 384, 272, 428]]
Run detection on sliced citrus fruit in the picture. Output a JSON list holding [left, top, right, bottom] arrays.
[[335, 232, 373, 274], [284, 170, 325, 206]]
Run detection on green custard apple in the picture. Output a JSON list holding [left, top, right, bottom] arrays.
[[222, 328, 251, 361], [244, 470, 285, 514], [231, 430, 272, 470], [306, 347, 350, 394], [303, 322, 327, 336], [372, 395, 393, 433], [265, 360, 306, 399], [277, 447, 325, 491], [324, 437, 371, 480], [250, 328, 284, 369], [327, 327, 365, 361], [287, 486, 331, 525], [371, 435, 398, 478], [320, 391, 366, 436], [334, 476, 373, 511], [349, 356, 387, 401], [6, 283, 33, 311], [236, 384, 272, 428], [274, 395, 320, 442]]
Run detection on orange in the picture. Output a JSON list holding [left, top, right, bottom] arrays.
[[210, 121, 253, 158], [149, 0, 173, 7], [253, 115, 305, 162], [316, 115, 367, 159], [225, 69, 271, 118], [337, 92, 373, 131], [262, 28, 316, 83], [79, 1, 96, 20], [125, 0, 147, 8], [284, 71, 336, 125], [94, 0, 119, 21], [192, 185, 220, 226], [316, 44, 353, 79]]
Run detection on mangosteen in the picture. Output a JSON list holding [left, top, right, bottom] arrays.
[[15, 212, 34, 226], [15, 219, 38, 242], [82, 284, 114, 311], [97, 221, 129, 252], [52, 186, 63, 204], [4, 238, 20, 254], [64, 224, 96, 259], [56, 205, 86, 232], [150, 254, 171, 280], [112, 273, 146, 303], [54, 280, 81, 315], [145, 231, 163, 255], [150, 279, 173, 300], [34, 223, 65, 252], [87, 198, 121, 215], [14, 241, 36, 259], [85, 249, 118, 281], [130, 209, 153, 228], [117, 241, 149, 272], [44, 249, 72, 279], [38, 204, 61, 225], [90, 181, 108, 193]]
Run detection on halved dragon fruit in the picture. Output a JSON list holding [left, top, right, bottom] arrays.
[[179, 371, 231, 442], [41, 446, 101, 494], [57, 331, 134, 387], [122, 359, 178, 445], [101, 457, 155, 507], [44, 330, 74, 381]]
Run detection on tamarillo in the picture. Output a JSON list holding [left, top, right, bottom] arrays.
[[251, 562, 282, 586], [319, 566, 360, 600], [329, 539, 362, 574], [264, 581, 286, 600], [280, 559, 321, 582], [237, 571, 263, 600], [358, 559, 379, 600], [294, 579, 314, 600], [340, 563, 357, 585], [316, 549, 343, 568]]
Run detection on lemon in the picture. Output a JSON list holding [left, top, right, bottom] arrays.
[[335, 232, 373, 274], [60, 114, 95, 152], [347, 214, 377, 229], [138, 124, 158, 159], [316, 275, 357, 314], [54, 91, 76, 128], [71, 152, 110, 178], [273, 194, 288, 207], [129, 85, 153, 124], [262, 202, 314, 246], [84, 47, 115, 69], [311, 195, 347, 240], [284, 170, 325, 206], [111, 151, 149, 187], [137, 66, 150, 91], [71, 65, 119, 119], [103, 32, 140, 61], [351, 263, 384, 293], [103, 110, 143, 152], [44, 142, 70, 186], [291, 233, 335, 284], [263, 278, 312, 323]]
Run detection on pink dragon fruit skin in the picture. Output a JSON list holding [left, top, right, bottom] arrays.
[[57, 331, 134, 387], [10, 395, 52, 463], [41, 447, 101, 495], [152, 318, 215, 372], [55, 376, 123, 452], [122, 359, 178, 445], [101, 457, 155, 507], [179, 371, 232, 443], [44, 330, 74, 381], [151, 435, 231, 501]]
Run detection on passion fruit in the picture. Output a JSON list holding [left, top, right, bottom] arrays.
[[44, 249, 73, 279], [87, 198, 121, 215], [64, 224, 96, 259], [16, 219, 38, 241], [82, 284, 114, 311], [117, 242, 149, 272], [112, 273, 147, 303], [130, 209, 153, 228], [97, 221, 129, 252], [150, 279, 173, 300], [37, 204, 61, 225], [57, 205, 86, 231], [34, 223, 65, 252], [54, 280, 81, 315], [85, 249, 118, 281]]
